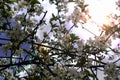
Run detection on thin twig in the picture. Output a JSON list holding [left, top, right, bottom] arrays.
[[105, 29, 118, 42], [90, 68, 99, 80], [80, 23, 97, 36]]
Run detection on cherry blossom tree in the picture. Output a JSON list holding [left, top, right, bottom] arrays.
[[0, 0, 120, 80]]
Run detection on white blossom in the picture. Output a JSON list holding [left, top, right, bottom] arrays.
[[76, 40, 84, 54], [2, 42, 12, 53], [104, 63, 119, 79], [67, 6, 82, 24]]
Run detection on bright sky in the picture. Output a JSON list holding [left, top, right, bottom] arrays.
[[71, 0, 119, 40], [86, 0, 118, 24]]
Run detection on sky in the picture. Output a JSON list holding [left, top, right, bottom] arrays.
[[71, 0, 119, 40], [86, 0, 118, 24]]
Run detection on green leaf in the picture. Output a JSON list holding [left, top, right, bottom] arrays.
[[5, 0, 16, 3], [76, 57, 86, 67], [28, 8, 35, 12], [5, 4, 11, 11], [70, 33, 79, 40], [52, 13, 58, 20], [10, 0, 16, 2], [30, 0, 40, 6], [49, 13, 58, 27], [69, 0, 75, 2], [84, 4, 89, 8], [84, 69, 95, 79], [85, 69, 90, 75]]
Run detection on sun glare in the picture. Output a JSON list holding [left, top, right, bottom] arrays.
[[73, 0, 119, 40], [87, 0, 117, 24]]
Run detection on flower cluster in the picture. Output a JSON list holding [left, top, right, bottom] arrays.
[[14, 0, 28, 11], [67, 6, 82, 24], [2, 42, 12, 53], [7, 26, 25, 40], [56, 1, 68, 13], [66, 1, 90, 24], [34, 5, 43, 16], [104, 63, 119, 80], [87, 37, 106, 49], [76, 40, 84, 54], [101, 14, 120, 31]]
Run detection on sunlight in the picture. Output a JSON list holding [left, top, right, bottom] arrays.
[[86, 0, 117, 24], [74, 0, 118, 40], [37, 0, 119, 41]]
